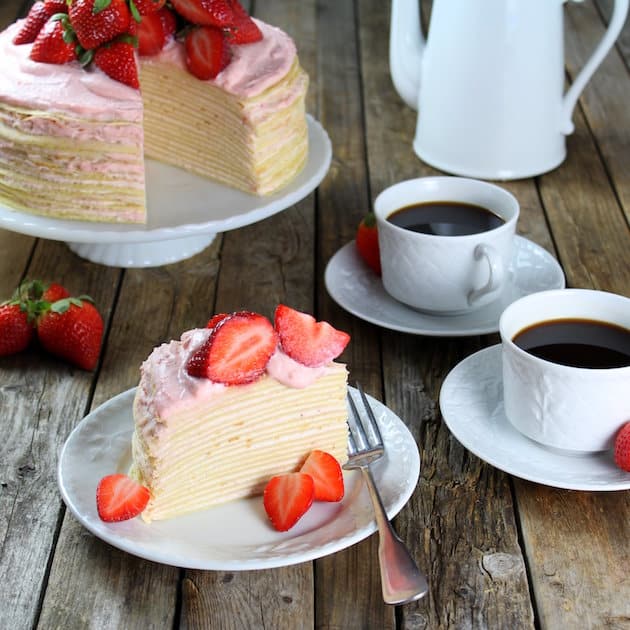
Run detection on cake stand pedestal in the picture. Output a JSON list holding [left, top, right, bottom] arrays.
[[0, 116, 331, 269], [67, 234, 216, 268]]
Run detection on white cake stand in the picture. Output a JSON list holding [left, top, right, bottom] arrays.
[[0, 115, 332, 268]]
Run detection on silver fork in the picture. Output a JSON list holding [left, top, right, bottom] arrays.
[[345, 384, 429, 605]]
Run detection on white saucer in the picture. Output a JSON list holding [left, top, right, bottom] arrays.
[[324, 236, 565, 336], [439, 345, 630, 491], [57, 387, 420, 570], [0, 115, 331, 268]]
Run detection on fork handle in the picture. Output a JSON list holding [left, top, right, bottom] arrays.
[[361, 467, 429, 605]]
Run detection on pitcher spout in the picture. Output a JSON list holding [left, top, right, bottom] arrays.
[[389, 0, 425, 110]]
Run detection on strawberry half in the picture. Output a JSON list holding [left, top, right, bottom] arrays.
[[263, 472, 314, 531], [300, 450, 344, 502], [614, 422, 630, 472], [36, 296, 104, 370], [184, 25, 230, 80], [137, 7, 176, 56], [186, 311, 278, 384], [274, 305, 350, 368], [96, 474, 150, 521], [94, 40, 139, 88], [356, 212, 381, 276], [170, 0, 234, 27], [224, 0, 262, 45], [69, 0, 131, 50], [30, 17, 77, 64]]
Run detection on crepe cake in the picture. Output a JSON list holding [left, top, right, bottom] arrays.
[[130, 305, 350, 522], [0, 1, 309, 223]]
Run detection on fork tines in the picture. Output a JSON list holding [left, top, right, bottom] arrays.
[[347, 383, 384, 454]]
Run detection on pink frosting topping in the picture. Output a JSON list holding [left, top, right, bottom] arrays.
[[142, 328, 326, 417], [0, 17, 296, 114]]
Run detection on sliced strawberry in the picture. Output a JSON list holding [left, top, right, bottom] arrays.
[[614, 422, 630, 472], [206, 312, 229, 329], [300, 450, 344, 502], [130, 0, 166, 16], [13, 2, 50, 45], [171, 0, 233, 27], [187, 311, 277, 384], [137, 7, 176, 56], [69, 0, 131, 50], [30, 17, 77, 64], [263, 472, 314, 531], [356, 212, 381, 276], [274, 305, 350, 367], [184, 25, 230, 80], [94, 40, 139, 88], [224, 0, 262, 45], [96, 474, 150, 522], [199, 0, 236, 26]]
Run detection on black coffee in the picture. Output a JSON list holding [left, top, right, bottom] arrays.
[[512, 318, 630, 369], [387, 201, 505, 236]]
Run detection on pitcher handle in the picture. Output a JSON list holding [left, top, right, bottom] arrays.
[[561, 0, 629, 133], [389, 0, 425, 110], [467, 244, 504, 307]]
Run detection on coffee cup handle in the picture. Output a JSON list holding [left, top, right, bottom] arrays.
[[467, 243, 504, 306]]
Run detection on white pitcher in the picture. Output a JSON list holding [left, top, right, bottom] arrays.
[[390, 0, 629, 180]]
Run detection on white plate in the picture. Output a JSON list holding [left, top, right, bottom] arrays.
[[439, 344, 630, 491], [58, 387, 420, 570], [0, 115, 331, 267], [324, 236, 565, 336]]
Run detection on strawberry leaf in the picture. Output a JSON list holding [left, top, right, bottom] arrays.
[[128, 0, 142, 23], [92, 0, 112, 15]]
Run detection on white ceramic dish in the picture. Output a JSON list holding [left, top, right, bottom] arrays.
[[439, 344, 630, 491], [58, 387, 420, 570], [0, 115, 331, 268], [324, 236, 565, 336]]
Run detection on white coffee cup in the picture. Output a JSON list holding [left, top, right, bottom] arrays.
[[499, 289, 630, 453], [374, 177, 519, 313]]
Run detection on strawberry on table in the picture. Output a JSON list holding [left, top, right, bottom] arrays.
[[69, 0, 131, 50], [96, 474, 150, 521], [614, 422, 630, 472], [274, 304, 350, 368], [184, 25, 231, 80], [37, 295, 104, 370], [224, 0, 262, 44], [263, 472, 314, 531], [0, 303, 34, 356], [356, 212, 381, 276], [300, 450, 344, 502], [137, 7, 176, 56], [29, 17, 77, 64], [94, 39, 139, 88], [42, 282, 70, 303], [187, 311, 278, 384]]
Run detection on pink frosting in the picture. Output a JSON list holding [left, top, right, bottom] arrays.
[[140, 328, 327, 418], [0, 17, 297, 119], [146, 19, 297, 98]]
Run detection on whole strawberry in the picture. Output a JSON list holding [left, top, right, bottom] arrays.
[[0, 303, 34, 356], [69, 0, 131, 50], [94, 39, 139, 88], [356, 212, 381, 276], [37, 296, 104, 370], [30, 17, 78, 64], [614, 422, 630, 472]]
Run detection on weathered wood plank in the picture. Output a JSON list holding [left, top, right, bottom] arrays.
[[0, 240, 119, 629]]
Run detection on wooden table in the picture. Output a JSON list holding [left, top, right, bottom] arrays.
[[1, 1, 629, 628]]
